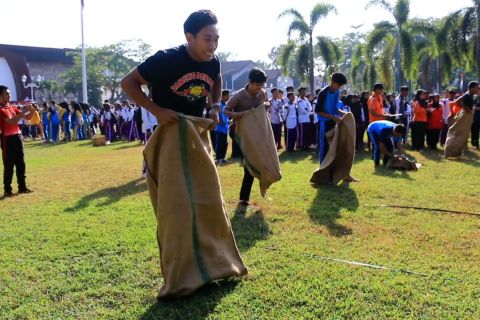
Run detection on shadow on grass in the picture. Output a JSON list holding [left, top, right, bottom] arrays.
[[231, 205, 270, 251], [64, 178, 146, 212], [140, 279, 239, 320], [279, 150, 316, 164], [308, 184, 358, 237], [114, 142, 144, 150], [373, 166, 415, 180]]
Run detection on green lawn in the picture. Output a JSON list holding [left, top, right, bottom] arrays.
[[1, 139, 480, 319]]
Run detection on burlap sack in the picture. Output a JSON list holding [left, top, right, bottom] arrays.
[[143, 114, 247, 298], [310, 112, 356, 185], [444, 109, 474, 158], [234, 104, 281, 196], [387, 155, 419, 171]]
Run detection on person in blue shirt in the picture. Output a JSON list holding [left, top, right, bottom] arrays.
[[41, 103, 50, 142], [367, 120, 406, 167], [60, 102, 71, 141], [214, 90, 230, 164], [49, 101, 61, 143], [315, 72, 348, 162]]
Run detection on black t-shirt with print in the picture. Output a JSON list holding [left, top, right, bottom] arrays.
[[137, 44, 220, 117]]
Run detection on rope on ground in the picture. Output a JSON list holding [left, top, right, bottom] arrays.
[[261, 246, 461, 283], [372, 204, 480, 217]]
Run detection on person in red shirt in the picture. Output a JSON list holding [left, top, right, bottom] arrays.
[[0, 85, 34, 197], [426, 94, 443, 150]]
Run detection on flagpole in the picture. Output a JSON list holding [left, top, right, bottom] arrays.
[[81, 0, 88, 103]]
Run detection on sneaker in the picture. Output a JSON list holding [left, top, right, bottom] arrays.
[[4, 191, 14, 198], [18, 188, 33, 194]]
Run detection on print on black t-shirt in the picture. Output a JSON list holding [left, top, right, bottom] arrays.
[[170, 72, 214, 102], [137, 45, 220, 117]]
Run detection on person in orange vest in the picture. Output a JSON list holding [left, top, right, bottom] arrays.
[[368, 83, 391, 124], [426, 94, 443, 150], [411, 89, 429, 151]]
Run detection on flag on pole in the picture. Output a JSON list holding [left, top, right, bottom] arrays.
[[81, 0, 84, 9]]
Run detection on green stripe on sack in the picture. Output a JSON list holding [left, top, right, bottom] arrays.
[[178, 117, 211, 283], [233, 131, 261, 177]]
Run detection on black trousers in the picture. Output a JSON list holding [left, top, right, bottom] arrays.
[[239, 165, 254, 202], [2, 134, 27, 193], [471, 122, 480, 147], [271, 123, 282, 147], [214, 132, 228, 160], [239, 147, 254, 202], [229, 126, 241, 158], [411, 122, 427, 150], [426, 129, 441, 149]]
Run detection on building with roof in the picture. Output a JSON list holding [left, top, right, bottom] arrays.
[[0, 44, 74, 102]]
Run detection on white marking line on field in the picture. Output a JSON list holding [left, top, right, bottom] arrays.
[[262, 246, 460, 282]]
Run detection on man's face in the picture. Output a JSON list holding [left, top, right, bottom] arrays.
[[186, 25, 219, 62], [299, 89, 306, 98], [401, 90, 409, 97], [330, 83, 341, 91], [221, 94, 230, 102], [470, 85, 479, 95], [248, 82, 264, 95], [288, 95, 295, 103], [0, 89, 11, 105]]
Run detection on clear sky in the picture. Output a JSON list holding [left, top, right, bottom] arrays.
[[2, 0, 473, 62]]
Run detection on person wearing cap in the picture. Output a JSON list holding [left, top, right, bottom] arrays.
[[0, 85, 34, 197]]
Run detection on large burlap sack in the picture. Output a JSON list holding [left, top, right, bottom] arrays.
[[444, 109, 474, 158], [387, 155, 420, 171], [143, 114, 247, 298], [310, 112, 356, 185], [234, 104, 281, 196]]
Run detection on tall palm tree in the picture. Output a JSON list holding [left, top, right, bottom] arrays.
[[443, 0, 480, 81], [278, 3, 337, 92], [365, 0, 413, 90]]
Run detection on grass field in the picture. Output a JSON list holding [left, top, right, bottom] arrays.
[[1, 138, 480, 319]]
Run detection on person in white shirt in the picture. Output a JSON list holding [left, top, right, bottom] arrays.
[[268, 88, 284, 149], [283, 92, 298, 152], [297, 87, 312, 150], [440, 89, 456, 146], [391, 86, 411, 143]]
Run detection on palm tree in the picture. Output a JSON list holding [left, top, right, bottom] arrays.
[[365, 0, 413, 90], [442, 0, 480, 81], [278, 3, 337, 92]]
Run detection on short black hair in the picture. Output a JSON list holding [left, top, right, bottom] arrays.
[[248, 68, 267, 84], [221, 89, 230, 96], [0, 85, 8, 94], [373, 83, 384, 91], [400, 86, 409, 92], [271, 88, 278, 94], [394, 124, 406, 135], [298, 87, 307, 93], [315, 88, 321, 95], [286, 86, 294, 92], [468, 81, 479, 89], [183, 10, 218, 36], [331, 72, 347, 85], [448, 89, 457, 94]]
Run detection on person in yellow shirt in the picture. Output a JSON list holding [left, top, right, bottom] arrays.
[[27, 104, 41, 140]]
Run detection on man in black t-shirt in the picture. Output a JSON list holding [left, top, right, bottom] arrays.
[[120, 10, 248, 299], [121, 11, 221, 125]]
